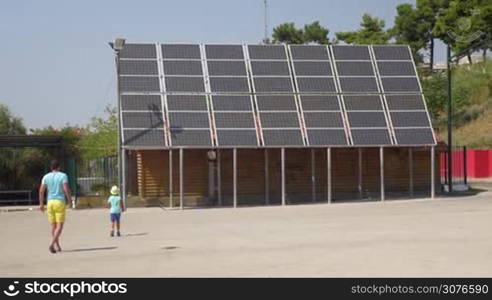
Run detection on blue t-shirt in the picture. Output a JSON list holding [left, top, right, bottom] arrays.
[[108, 195, 121, 214], [41, 171, 68, 201]]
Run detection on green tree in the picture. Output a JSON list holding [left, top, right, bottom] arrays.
[[0, 104, 26, 135], [303, 21, 330, 44], [271, 21, 331, 44], [336, 14, 391, 44], [391, 1, 450, 67], [434, 0, 492, 63], [79, 105, 118, 160], [272, 22, 305, 44], [0, 104, 27, 189]]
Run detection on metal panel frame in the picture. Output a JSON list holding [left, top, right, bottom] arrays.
[[156, 43, 170, 147], [370, 45, 397, 145], [200, 44, 217, 147], [286, 45, 309, 146], [329, 45, 354, 146]]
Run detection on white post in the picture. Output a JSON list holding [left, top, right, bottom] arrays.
[[409, 148, 414, 197], [179, 148, 184, 210], [169, 150, 173, 208], [281, 148, 286, 206], [217, 150, 222, 206], [265, 149, 269, 205], [311, 149, 316, 202], [233, 148, 237, 208], [380, 147, 385, 202], [431, 146, 435, 199], [327, 148, 332, 204], [358, 148, 363, 199]]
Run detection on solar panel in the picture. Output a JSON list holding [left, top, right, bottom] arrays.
[[168, 112, 210, 129], [170, 129, 212, 146], [250, 61, 290, 76], [248, 45, 287, 60], [347, 111, 387, 128], [351, 129, 392, 145], [373, 45, 412, 60], [253, 77, 294, 92], [121, 95, 162, 111], [214, 112, 255, 128], [299, 95, 340, 111], [296, 77, 336, 93], [293, 61, 332, 76], [262, 130, 304, 146], [380, 77, 420, 92], [394, 128, 435, 145], [216, 129, 258, 146], [115, 42, 435, 148], [205, 44, 244, 59], [164, 77, 205, 92], [161, 44, 201, 59], [119, 44, 156, 59], [119, 76, 160, 92], [209, 77, 250, 92], [122, 112, 163, 128], [377, 61, 415, 76], [307, 129, 348, 145], [339, 77, 379, 93], [166, 95, 208, 111], [211, 94, 260, 146], [162, 61, 203, 76], [343, 95, 383, 110], [289, 45, 329, 60], [385, 94, 426, 110], [119, 60, 159, 75], [207, 61, 247, 76], [212, 95, 252, 111], [332, 45, 371, 60], [390, 111, 431, 127], [304, 112, 343, 128], [260, 112, 300, 128], [123, 129, 165, 147], [336, 61, 374, 76], [256, 95, 297, 111]]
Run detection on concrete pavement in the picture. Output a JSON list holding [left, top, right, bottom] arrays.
[[1, 191, 492, 277]]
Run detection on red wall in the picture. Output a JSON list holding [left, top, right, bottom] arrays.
[[440, 150, 492, 178]]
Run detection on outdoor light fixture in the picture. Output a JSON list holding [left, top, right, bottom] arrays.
[[113, 38, 126, 51], [207, 150, 217, 161]]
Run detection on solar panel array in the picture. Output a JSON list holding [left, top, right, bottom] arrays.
[[117, 43, 435, 148]]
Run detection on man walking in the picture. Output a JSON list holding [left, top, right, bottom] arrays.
[[39, 160, 73, 254]]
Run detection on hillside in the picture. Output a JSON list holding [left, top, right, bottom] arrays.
[[424, 61, 492, 149]]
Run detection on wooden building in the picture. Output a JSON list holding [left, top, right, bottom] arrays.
[[113, 42, 441, 208], [125, 146, 440, 207]]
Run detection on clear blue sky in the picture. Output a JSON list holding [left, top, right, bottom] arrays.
[[0, 0, 445, 130]]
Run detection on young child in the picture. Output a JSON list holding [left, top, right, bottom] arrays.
[[108, 185, 124, 237]]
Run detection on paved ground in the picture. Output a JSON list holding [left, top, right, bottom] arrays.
[[1, 190, 492, 277]]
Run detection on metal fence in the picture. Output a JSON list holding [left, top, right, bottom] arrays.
[[77, 156, 117, 196]]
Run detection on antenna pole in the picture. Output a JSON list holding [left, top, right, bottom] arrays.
[[263, 0, 268, 43]]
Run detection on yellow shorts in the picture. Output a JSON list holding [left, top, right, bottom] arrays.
[[47, 200, 66, 223]]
